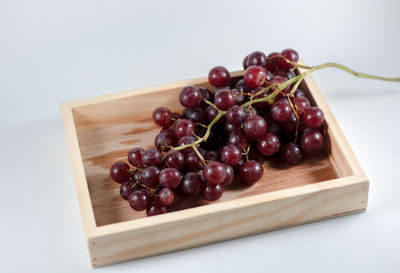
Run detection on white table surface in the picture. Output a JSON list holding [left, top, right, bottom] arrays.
[[1, 0, 400, 272]]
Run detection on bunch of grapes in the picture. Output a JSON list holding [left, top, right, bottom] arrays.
[[110, 49, 325, 217]]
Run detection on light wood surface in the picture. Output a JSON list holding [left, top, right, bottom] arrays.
[[61, 67, 369, 267]]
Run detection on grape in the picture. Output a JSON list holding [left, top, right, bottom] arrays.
[[198, 87, 213, 109], [183, 107, 207, 124], [270, 75, 290, 94], [159, 168, 182, 188], [243, 55, 250, 70], [266, 52, 280, 72], [152, 106, 172, 127], [203, 161, 227, 184], [206, 106, 219, 122], [203, 183, 223, 201], [208, 66, 230, 87], [294, 96, 311, 118], [270, 99, 292, 122], [257, 133, 280, 156], [245, 51, 268, 69], [235, 79, 252, 94], [244, 65, 268, 88], [243, 115, 267, 139], [232, 88, 247, 105], [281, 143, 303, 164], [214, 89, 235, 110], [205, 151, 220, 162], [294, 89, 306, 98], [171, 112, 182, 120], [158, 188, 175, 206], [280, 70, 296, 80], [281, 113, 297, 133], [226, 105, 246, 125], [264, 115, 280, 134], [142, 148, 161, 167], [129, 190, 151, 211], [224, 122, 239, 135], [179, 86, 201, 108], [141, 166, 160, 187], [120, 181, 137, 200], [185, 152, 202, 170], [282, 48, 299, 63], [177, 135, 196, 155], [174, 119, 195, 139], [181, 172, 202, 195], [227, 130, 249, 149], [127, 148, 144, 167], [155, 129, 177, 151], [221, 164, 234, 186], [301, 130, 323, 152], [238, 160, 263, 185], [243, 106, 258, 118], [147, 202, 167, 216], [110, 161, 131, 184], [221, 145, 241, 166], [248, 149, 265, 165], [165, 150, 185, 170], [303, 107, 324, 129]]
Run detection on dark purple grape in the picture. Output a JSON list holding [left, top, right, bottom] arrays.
[[281, 48, 299, 64], [120, 181, 136, 200], [142, 148, 161, 167], [203, 183, 223, 201], [243, 106, 258, 118], [270, 99, 292, 123], [208, 66, 230, 87], [155, 129, 178, 151], [174, 119, 195, 139], [294, 97, 311, 118], [177, 135, 197, 155], [266, 52, 280, 72], [227, 131, 249, 149], [246, 51, 268, 69], [158, 188, 175, 206], [214, 89, 235, 111], [165, 150, 185, 170], [243, 115, 267, 139], [185, 152, 202, 170], [127, 148, 144, 167], [294, 89, 306, 98], [281, 143, 303, 164], [203, 161, 227, 184], [226, 105, 246, 125], [181, 172, 202, 195], [141, 166, 160, 187], [303, 107, 324, 129], [205, 151, 220, 162], [206, 106, 219, 122], [224, 122, 239, 135], [251, 87, 270, 109], [159, 168, 182, 188], [243, 55, 250, 70], [301, 130, 324, 152], [146, 202, 167, 216], [221, 145, 241, 166], [221, 164, 234, 186], [244, 65, 268, 88], [257, 133, 280, 156], [153, 106, 172, 127], [129, 190, 151, 211], [232, 88, 248, 105], [183, 107, 207, 124], [179, 86, 201, 108], [280, 70, 296, 80], [110, 161, 131, 184], [170, 112, 182, 120], [281, 113, 297, 133], [248, 149, 266, 165], [198, 87, 213, 109], [264, 115, 280, 134], [238, 160, 264, 185], [235, 79, 252, 94]]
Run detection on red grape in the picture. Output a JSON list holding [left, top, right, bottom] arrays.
[[142, 148, 161, 167], [203, 183, 223, 201], [221, 145, 241, 166], [208, 66, 230, 87], [174, 119, 195, 139], [152, 106, 172, 127], [203, 161, 227, 184], [110, 161, 131, 184], [301, 130, 323, 152], [243, 115, 267, 139], [244, 65, 268, 88], [181, 172, 202, 195], [179, 86, 201, 108], [127, 148, 144, 167], [214, 89, 235, 110], [147, 202, 167, 216], [158, 188, 175, 206], [141, 166, 160, 187], [281, 143, 303, 164], [238, 160, 263, 185], [129, 190, 151, 211], [303, 107, 324, 129], [165, 150, 185, 170], [257, 133, 280, 156], [159, 168, 182, 188], [226, 105, 246, 125]]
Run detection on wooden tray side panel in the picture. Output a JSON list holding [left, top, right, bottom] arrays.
[[88, 176, 368, 267]]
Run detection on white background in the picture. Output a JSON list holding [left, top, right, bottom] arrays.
[[1, 0, 400, 272]]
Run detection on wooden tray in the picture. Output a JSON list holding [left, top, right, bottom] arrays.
[[61, 68, 369, 267]]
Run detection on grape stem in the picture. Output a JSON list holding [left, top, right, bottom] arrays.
[[170, 60, 399, 153]]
